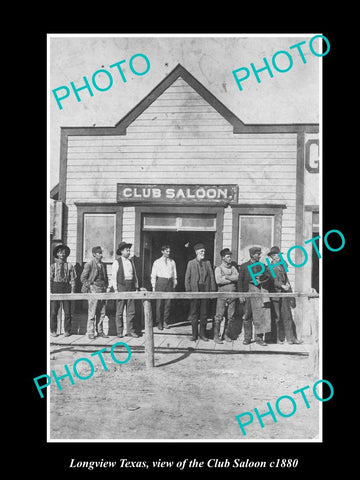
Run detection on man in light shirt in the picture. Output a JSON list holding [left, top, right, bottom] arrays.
[[110, 241, 140, 338], [214, 248, 239, 343], [151, 245, 177, 330]]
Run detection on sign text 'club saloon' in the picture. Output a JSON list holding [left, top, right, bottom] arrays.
[[116, 184, 238, 204]]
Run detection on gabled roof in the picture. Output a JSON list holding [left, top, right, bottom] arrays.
[[58, 63, 319, 202], [114, 63, 247, 132], [60, 63, 319, 137]]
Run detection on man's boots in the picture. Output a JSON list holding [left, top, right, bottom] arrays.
[[199, 322, 209, 342], [213, 319, 223, 344], [191, 320, 198, 341]]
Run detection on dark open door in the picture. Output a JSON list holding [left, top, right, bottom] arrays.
[[140, 230, 153, 291], [139, 230, 216, 325]]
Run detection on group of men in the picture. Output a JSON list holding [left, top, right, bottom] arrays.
[[50, 240, 302, 346]]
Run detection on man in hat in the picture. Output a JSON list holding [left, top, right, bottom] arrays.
[[214, 248, 239, 343], [110, 241, 140, 338], [267, 246, 303, 345], [151, 245, 177, 330], [81, 246, 109, 340], [237, 246, 272, 346], [50, 244, 76, 337], [184, 243, 216, 341]]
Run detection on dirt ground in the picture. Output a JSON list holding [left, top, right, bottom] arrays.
[[49, 345, 320, 441]]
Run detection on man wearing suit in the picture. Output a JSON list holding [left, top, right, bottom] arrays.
[[185, 243, 216, 341], [267, 246, 303, 345], [238, 246, 272, 346], [80, 246, 109, 340], [110, 241, 140, 338]]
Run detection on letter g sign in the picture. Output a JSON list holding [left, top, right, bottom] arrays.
[[305, 139, 319, 173]]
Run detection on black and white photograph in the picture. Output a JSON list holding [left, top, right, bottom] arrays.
[[28, 29, 352, 474], [47, 34, 324, 444]]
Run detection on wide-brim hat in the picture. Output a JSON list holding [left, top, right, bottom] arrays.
[[194, 243, 205, 251], [116, 241, 132, 255], [53, 244, 70, 258], [268, 246, 282, 256]]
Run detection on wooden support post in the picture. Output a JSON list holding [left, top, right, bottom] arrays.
[[143, 299, 154, 368], [308, 297, 319, 378]]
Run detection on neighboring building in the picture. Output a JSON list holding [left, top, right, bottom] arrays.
[[52, 64, 320, 335], [50, 183, 63, 253]]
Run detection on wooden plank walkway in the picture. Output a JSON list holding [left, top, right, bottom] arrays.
[[50, 325, 310, 355], [50, 294, 318, 368]]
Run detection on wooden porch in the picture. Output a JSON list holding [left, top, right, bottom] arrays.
[[50, 316, 311, 356], [50, 291, 318, 364]]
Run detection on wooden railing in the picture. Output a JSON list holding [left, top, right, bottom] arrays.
[[50, 291, 319, 369]]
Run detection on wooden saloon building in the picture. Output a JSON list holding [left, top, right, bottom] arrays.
[[51, 64, 320, 335]]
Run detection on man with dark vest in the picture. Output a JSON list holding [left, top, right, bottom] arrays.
[[237, 246, 272, 346], [80, 246, 109, 340], [184, 243, 216, 341], [110, 241, 140, 338]]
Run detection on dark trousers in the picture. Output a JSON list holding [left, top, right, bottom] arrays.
[[188, 299, 209, 327], [50, 282, 72, 333], [155, 277, 173, 326], [272, 299, 297, 342], [215, 297, 237, 334], [115, 280, 136, 335]]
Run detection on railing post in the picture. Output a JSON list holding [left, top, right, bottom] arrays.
[[143, 298, 154, 368], [56, 303, 64, 335]]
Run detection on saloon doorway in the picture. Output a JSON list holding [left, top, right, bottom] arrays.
[[140, 213, 217, 324]]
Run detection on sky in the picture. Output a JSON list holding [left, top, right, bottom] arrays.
[[48, 34, 321, 190]]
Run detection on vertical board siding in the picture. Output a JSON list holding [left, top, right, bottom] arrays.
[[222, 207, 233, 249], [122, 207, 136, 249], [64, 77, 298, 281]]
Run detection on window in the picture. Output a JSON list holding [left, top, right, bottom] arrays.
[[231, 205, 284, 264], [143, 214, 216, 231], [83, 214, 116, 263], [143, 214, 177, 229], [75, 204, 123, 265], [238, 215, 274, 263]]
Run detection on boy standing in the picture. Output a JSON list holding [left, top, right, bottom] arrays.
[[50, 244, 76, 337]]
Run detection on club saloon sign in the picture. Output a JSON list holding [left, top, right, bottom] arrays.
[[117, 184, 238, 203]]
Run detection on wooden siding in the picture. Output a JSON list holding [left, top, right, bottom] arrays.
[[64, 77, 298, 285], [222, 206, 232, 249]]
